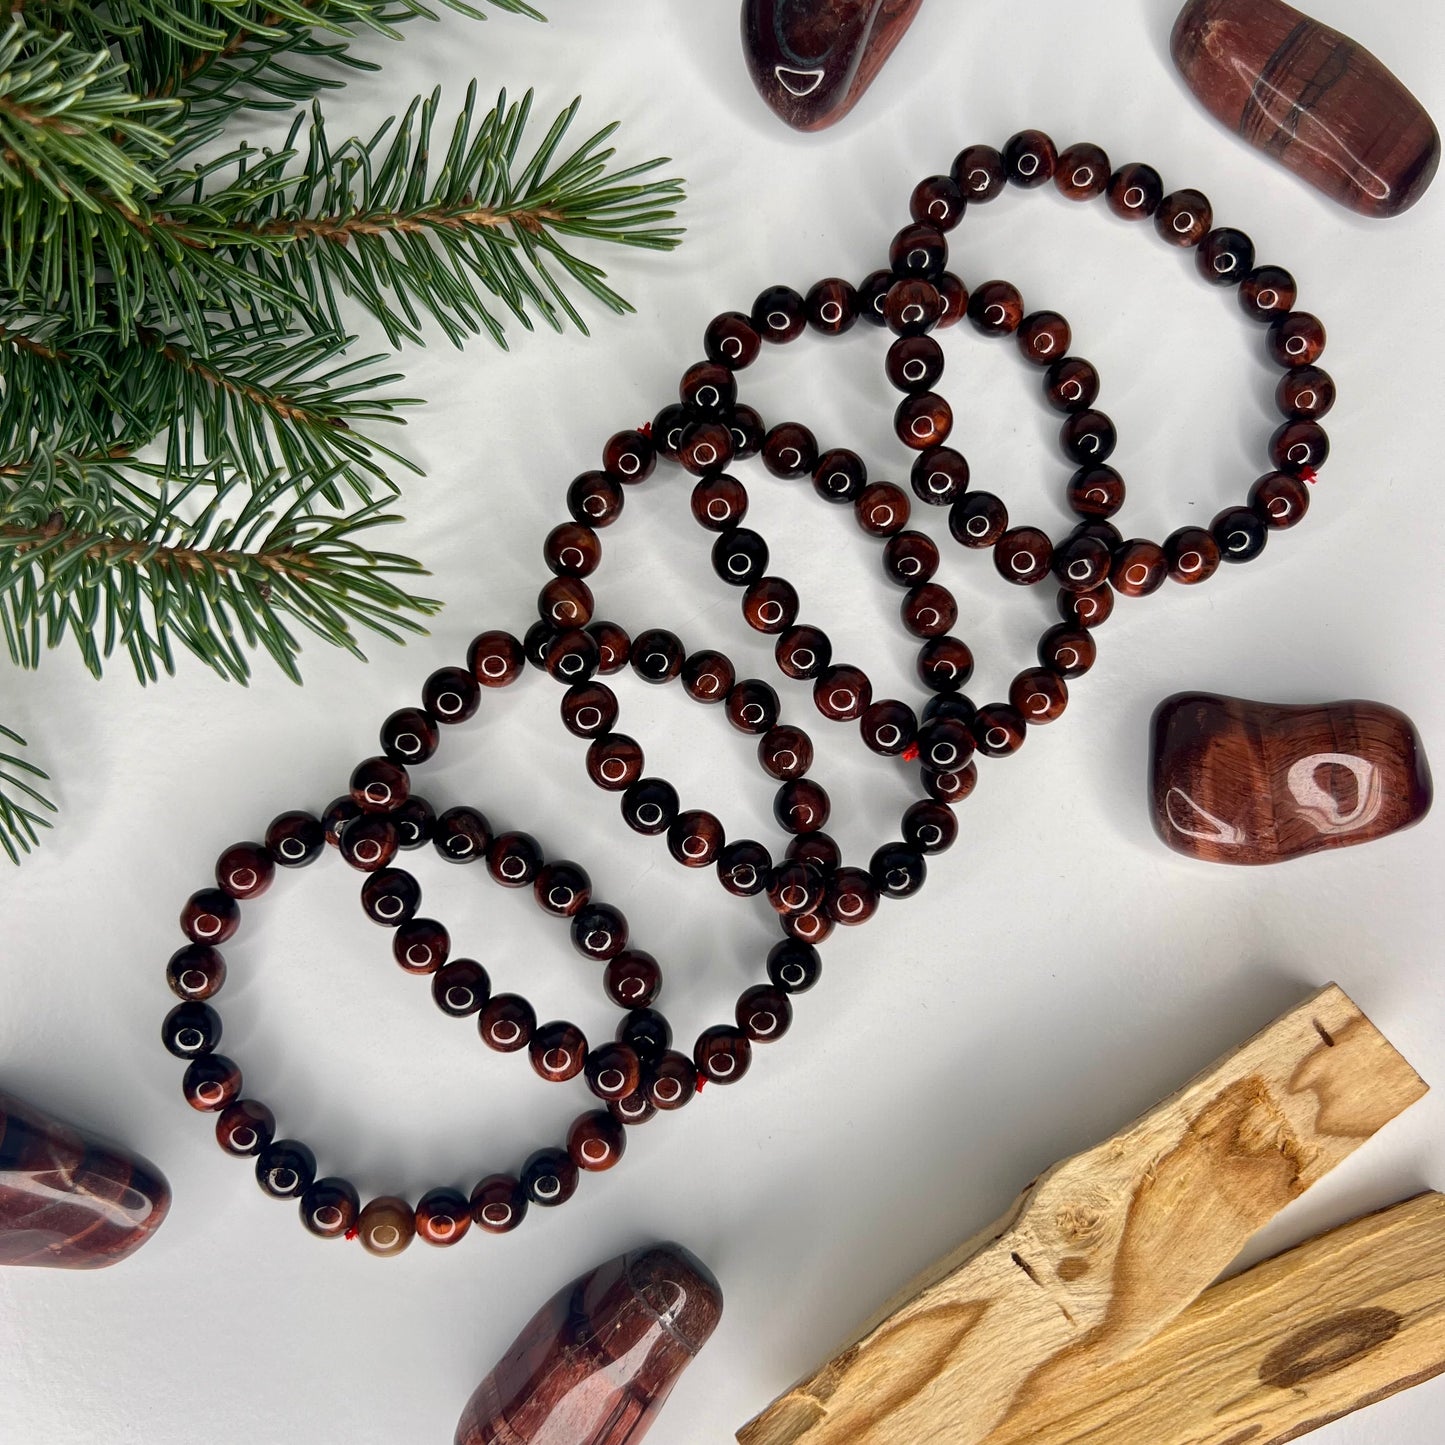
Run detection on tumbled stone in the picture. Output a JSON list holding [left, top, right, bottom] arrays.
[[455, 1242, 723, 1444], [1172, 0, 1440, 218], [0, 1089, 171, 1268], [1150, 693, 1433, 865], [742, 0, 925, 132]]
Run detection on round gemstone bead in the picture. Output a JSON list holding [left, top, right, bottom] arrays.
[[1002, 129, 1057, 187], [646, 1052, 698, 1111], [416, 1187, 472, 1247], [1054, 142, 1111, 200], [432, 959, 489, 1017], [470, 1175, 527, 1235], [393, 917, 449, 974]]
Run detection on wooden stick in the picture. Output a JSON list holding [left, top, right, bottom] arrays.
[[986, 1192, 1445, 1445], [737, 984, 1428, 1445]]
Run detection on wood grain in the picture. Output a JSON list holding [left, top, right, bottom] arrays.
[[986, 1192, 1445, 1444], [736, 985, 1427, 1445]]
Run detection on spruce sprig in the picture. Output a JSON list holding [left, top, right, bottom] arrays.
[[0, 723, 55, 864]]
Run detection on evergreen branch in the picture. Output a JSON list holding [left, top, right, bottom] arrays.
[[0, 721, 55, 863], [0, 467, 438, 684], [0, 18, 175, 206]]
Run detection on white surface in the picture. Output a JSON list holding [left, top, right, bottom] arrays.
[[3, 2, 1443, 1441]]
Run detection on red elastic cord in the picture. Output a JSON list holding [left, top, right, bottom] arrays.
[[344, 1225, 360, 1241], [638, 421, 653, 438], [901, 743, 921, 764], [1300, 466, 1319, 485], [695, 1076, 707, 1094]]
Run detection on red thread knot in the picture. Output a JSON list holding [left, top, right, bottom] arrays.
[[344, 1225, 360, 1241], [637, 421, 653, 438], [1300, 466, 1319, 484], [695, 1076, 707, 1093], [901, 743, 921, 763]]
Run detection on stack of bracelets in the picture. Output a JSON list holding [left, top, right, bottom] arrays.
[[159, 129, 1332, 1257]]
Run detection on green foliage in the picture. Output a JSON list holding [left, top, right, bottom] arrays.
[[0, 0, 686, 858]]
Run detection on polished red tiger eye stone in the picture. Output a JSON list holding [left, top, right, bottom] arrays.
[[1171, 0, 1440, 218], [741, 0, 925, 132], [0, 1090, 171, 1268], [1151, 693, 1433, 864], [454, 1243, 723, 1444]]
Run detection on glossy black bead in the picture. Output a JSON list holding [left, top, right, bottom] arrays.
[[1197, 228, 1255, 287], [256, 1140, 316, 1200], [712, 528, 769, 587], [870, 842, 927, 899], [360, 867, 420, 927], [163, 1001, 221, 1059], [902, 798, 959, 854], [631, 628, 685, 683], [704, 311, 762, 369], [1211, 506, 1269, 563], [520, 1148, 578, 1208], [767, 938, 821, 994], [570, 903, 629, 962], [618, 1008, 672, 1064], [812, 448, 868, 504], [421, 666, 480, 725], [621, 777, 679, 836], [380, 708, 438, 767], [433, 958, 489, 1017]]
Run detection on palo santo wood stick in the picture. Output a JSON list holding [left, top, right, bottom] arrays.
[[737, 984, 1427, 1445], [986, 1192, 1445, 1445]]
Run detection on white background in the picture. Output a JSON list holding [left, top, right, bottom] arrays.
[[2, 1, 1443, 1441]]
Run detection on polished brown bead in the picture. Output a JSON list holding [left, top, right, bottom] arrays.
[[299, 1177, 360, 1239], [691, 474, 748, 532], [1054, 142, 1111, 200], [805, 276, 860, 335], [1155, 188, 1213, 245], [950, 491, 1008, 548], [603, 429, 656, 484], [736, 985, 793, 1044], [571, 902, 630, 962], [561, 681, 617, 740], [180, 887, 240, 944], [889, 223, 948, 280], [1250, 470, 1313, 529], [825, 866, 879, 926], [855, 482, 911, 538], [1038, 624, 1097, 679], [1276, 364, 1335, 421], [900, 582, 957, 638], [1111, 539, 1170, 597], [994, 527, 1054, 586], [953, 143, 1005, 201], [253, 1139, 315, 1201], [183, 1054, 242, 1112], [357, 1195, 415, 1258], [856, 268, 894, 327], [1017, 311, 1072, 367], [1061, 409, 1117, 465], [813, 664, 871, 721], [762, 422, 818, 478], [886, 335, 945, 393], [1171, 0, 1440, 218], [603, 950, 662, 1009], [1151, 692, 1434, 864], [967, 280, 1024, 335], [568, 471, 624, 529], [1044, 357, 1101, 413], [884, 279, 944, 339], [416, 1187, 471, 1247], [1058, 584, 1115, 631], [783, 907, 835, 945], [936, 272, 968, 328], [350, 757, 408, 817], [1238, 265, 1298, 322], [764, 940, 819, 995], [0, 1090, 172, 1269], [681, 419, 735, 477], [786, 830, 841, 879], [546, 629, 600, 686], [704, 311, 762, 369], [214, 841, 274, 901], [631, 628, 685, 684], [530, 1022, 588, 1084], [973, 703, 1028, 757], [480, 994, 536, 1053], [585, 1043, 643, 1104], [539, 577, 594, 630], [916, 716, 974, 772], [587, 733, 644, 792], [883, 530, 939, 586], [1052, 533, 1113, 593], [1003, 129, 1057, 187], [1213, 505, 1269, 562], [167, 943, 226, 1001], [265, 809, 324, 867], [1165, 526, 1223, 584], [1107, 162, 1164, 219], [894, 392, 952, 451], [433, 959, 490, 1018], [488, 831, 543, 888], [911, 173, 966, 230], [162, 1001, 220, 1059], [567, 1111, 627, 1173], [717, 840, 772, 897], [543, 523, 601, 581], [812, 447, 867, 504], [392, 796, 436, 851], [860, 699, 918, 756], [767, 860, 824, 918], [682, 650, 735, 703], [922, 762, 978, 805], [693, 1026, 751, 1086], [1271, 419, 1329, 475], [775, 624, 832, 680], [917, 635, 975, 694], [454, 1242, 722, 1444], [743, 576, 800, 634], [729, 405, 764, 463], [680, 361, 736, 415], [620, 777, 679, 836], [423, 665, 481, 724], [469, 1174, 527, 1235], [1066, 464, 1125, 520], [870, 841, 927, 898], [393, 917, 449, 974], [726, 679, 781, 734], [651, 404, 693, 462], [1010, 667, 1069, 724], [1267, 311, 1326, 368], [518, 1145, 580, 1206], [1197, 227, 1255, 286], [741, 0, 923, 131], [911, 446, 969, 506], [758, 725, 814, 780], [752, 284, 807, 343], [215, 1099, 274, 1158], [434, 805, 491, 865], [774, 779, 830, 835], [902, 799, 958, 856], [619, 1008, 671, 1065], [646, 1051, 698, 1111], [668, 810, 725, 868], [534, 861, 591, 918]]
